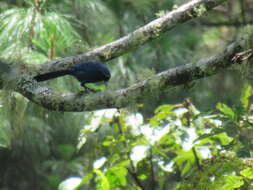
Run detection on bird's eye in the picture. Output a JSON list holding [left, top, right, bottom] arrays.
[[104, 73, 110, 81]]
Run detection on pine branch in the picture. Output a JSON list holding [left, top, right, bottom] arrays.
[[28, 0, 228, 75]]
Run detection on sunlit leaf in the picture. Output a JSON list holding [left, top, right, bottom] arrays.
[[94, 169, 110, 190], [221, 176, 244, 190], [149, 104, 176, 126], [131, 136, 150, 146], [102, 136, 115, 147], [158, 133, 176, 146], [211, 132, 233, 146], [194, 128, 225, 143], [106, 166, 128, 187], [173, 150, 195, 176], [216, 103, 236, 120], [154, 104, 175, 114], [240, 168, 253, 179]]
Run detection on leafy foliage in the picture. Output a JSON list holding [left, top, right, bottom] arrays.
[[66, 84, 253, 190]]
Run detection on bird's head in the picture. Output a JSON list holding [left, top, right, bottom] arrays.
[[103, 71, 111, 82], [99, 63, 111, 82]]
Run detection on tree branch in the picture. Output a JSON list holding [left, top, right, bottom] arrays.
[[10, 36, 251, 112], [28, 0, 228, 75]]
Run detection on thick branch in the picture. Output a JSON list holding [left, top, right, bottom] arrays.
[[29, 0, 227, 75], [13, 37, 251, 112]]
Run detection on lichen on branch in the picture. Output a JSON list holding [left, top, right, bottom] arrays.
[[9, 37, 250, 112]]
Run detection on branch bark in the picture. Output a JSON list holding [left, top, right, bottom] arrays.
[[1, 0, 244, 112], [28, 0, 228, 75], [11, 36, 251, 112]]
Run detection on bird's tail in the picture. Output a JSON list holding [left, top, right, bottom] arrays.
[[34, 69, 70, 82]]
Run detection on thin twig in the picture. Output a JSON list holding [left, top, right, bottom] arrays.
[[192, 147, 202, 170]]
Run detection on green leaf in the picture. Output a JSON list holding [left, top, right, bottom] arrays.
[[94, 169, 110, 190], [240, 83, 252, 110], [131, 136, 150, 146], [216, 103, 235, 120], [106, 166, 128, 187], [240, 168, 253, 179], [102, 140, 113, 147], [212, 132, 233, 145], [149, 105, 176, 126], [194, 128, 225, 143], [154, 104, 175, 113], [158, 133, 176, 146], [117, 160, 130, 167], [221, 176, 244, 190], [102, 136, 115, 147], [173, 150, 195, 176], [196, 131, 233, 146]]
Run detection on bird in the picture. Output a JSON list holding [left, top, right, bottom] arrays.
[[34, 61, 111, 89]]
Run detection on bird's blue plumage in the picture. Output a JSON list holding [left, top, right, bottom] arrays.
[[34, 61, 111, 89], [69, 61, 110, 84]]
